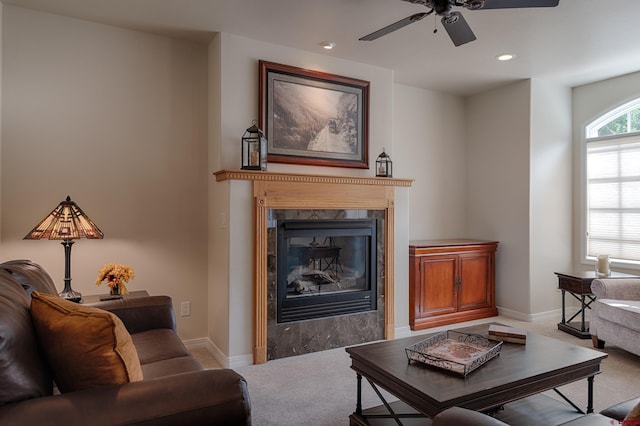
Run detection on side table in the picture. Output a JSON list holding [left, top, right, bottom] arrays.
[[555, 271, 636, 338], [81, 290, 150, 306]]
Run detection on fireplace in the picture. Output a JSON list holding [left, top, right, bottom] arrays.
[[213, 169, 413, 364], [277, 219, 377, 323]]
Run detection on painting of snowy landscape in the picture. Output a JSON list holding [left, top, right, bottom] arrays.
[[260, 61, 369, 168]]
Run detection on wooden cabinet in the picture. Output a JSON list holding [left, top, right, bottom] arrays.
[[409, 239, 498, 330]]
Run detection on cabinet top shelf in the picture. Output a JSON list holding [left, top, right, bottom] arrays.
[[409, 239, 498, 248]]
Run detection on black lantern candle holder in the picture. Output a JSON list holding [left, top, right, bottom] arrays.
[[375, 149, 392, 178], [241, 120, 267, 171]]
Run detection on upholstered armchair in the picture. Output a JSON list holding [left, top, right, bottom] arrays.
[[590, 278, 640, 356]]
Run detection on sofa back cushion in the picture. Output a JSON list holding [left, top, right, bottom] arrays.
[[30, 292, 143, 393], [0, 270, 53, 405], [1, 259, 58, 297]]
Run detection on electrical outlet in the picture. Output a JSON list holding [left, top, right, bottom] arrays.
[[180, 301, 191, 317]]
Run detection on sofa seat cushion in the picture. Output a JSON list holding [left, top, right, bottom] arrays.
[[0, 271, 53, 405], [30, 292, 143, 393], [595, 299, 640, 329], [131, 329, 202, 379], [132, 329, 193, 364], [141, 355, 204, 379]]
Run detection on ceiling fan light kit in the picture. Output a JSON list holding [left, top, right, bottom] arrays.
[[359, 0, 559, 47]]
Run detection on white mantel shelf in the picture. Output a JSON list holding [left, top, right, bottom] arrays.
[[214, 169, 413, 187]]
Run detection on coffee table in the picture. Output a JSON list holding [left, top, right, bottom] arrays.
[[346, 323, 608, 425]]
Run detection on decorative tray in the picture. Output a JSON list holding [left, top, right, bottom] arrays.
[[405, 330, 502, 377]]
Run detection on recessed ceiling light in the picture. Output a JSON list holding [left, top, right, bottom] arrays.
[[496, 53, 516, 61], [321, 41, 336, 50]]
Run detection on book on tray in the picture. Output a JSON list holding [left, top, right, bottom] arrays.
[[488, 324, 527, 344]]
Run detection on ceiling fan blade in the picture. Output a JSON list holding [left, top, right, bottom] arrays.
[[440, 12, 476, 46], [359, 12, 430, 41], [477, 0, 559, 9]]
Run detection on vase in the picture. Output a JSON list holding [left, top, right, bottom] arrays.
[[110, 284, 121, 296]]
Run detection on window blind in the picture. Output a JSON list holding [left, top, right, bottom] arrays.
[[587, 132, 640, 262]]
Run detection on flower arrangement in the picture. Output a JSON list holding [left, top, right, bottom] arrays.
[[96, 263, 135, 295]]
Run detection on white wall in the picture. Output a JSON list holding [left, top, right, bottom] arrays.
[[465, 79, 572, 318], [529, 79, 572, 314], [1, 6, 210, 339], [393, 84, 467, 239], [466, 81, 532, 315]]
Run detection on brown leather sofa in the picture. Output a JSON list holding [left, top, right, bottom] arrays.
[[0, 259, 251, 425]]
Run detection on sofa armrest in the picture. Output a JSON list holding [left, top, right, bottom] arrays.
[[86, 295, 177, 334], [0, 369, 251, 426], [591, 279, 640, 300], [433, 407, 508, 426]]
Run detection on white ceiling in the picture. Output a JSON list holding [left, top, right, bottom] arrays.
[[3, 0, 640, 96]]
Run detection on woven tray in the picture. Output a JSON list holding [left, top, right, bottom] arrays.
[[405, 330, 502, 377]]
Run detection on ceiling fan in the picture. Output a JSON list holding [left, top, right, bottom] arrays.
[[359, 0, 559, 47]]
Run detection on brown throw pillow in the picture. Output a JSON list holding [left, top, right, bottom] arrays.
[[30, 292, 143, 393], [625, 400, 640, 422]]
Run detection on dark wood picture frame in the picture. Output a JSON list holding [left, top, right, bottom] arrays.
[[259, 60, 369, 169]]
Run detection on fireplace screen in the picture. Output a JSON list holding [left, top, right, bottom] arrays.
[[277, 219, 377, 323]]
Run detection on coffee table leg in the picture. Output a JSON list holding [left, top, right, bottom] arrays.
[[587, 375, 594, 414], [356, 373, 362, 415]]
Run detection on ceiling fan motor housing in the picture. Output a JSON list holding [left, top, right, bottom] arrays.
[[432, 0, 453, 15]]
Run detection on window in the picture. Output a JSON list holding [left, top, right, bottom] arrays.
[[585, 98, 640, 265]]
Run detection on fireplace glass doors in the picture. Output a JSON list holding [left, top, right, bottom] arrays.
[[276, 219, 377, 323]]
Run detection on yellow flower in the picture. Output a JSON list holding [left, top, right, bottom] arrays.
[[96, 263, 135, 294]]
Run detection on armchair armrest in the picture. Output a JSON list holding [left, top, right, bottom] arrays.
[[85, 295, 176, 334], [433, 407, 508, 426], [591, 279, 640, 300], [0, 369, 251, 426]]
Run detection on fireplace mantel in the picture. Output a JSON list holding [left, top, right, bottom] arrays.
[[214, 169, 413, 187], [214, 169, 413, 363]]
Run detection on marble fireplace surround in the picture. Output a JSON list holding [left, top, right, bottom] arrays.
[[214, 169, 413, 364]]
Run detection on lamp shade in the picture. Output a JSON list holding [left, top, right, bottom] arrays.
[[24, 195, 103, 241], [24, 196, 103, 302]]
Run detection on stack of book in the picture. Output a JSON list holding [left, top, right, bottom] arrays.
[[488, 324, 527, 344]]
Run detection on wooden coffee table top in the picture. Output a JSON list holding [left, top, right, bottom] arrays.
[[346, 322, 608, 417]]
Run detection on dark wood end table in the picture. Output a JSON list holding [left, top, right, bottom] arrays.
[[555, 271, 637, 338]]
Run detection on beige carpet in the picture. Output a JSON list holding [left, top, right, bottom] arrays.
[[191, 315, 639, 426]]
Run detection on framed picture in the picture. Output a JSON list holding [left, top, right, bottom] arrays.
[[259, 60, 369, 169]]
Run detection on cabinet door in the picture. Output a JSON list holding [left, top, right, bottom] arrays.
[[457, 251, 493, 311], [417, 256, 457, 317]]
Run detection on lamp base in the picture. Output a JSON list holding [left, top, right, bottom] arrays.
[[59, 289, 82, 303]]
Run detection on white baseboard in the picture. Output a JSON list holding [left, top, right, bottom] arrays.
[[395, 325, 412, 338], [497, 306, 562, 322], [182, 337, 254, 368]]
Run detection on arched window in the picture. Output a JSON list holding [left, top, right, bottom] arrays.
[[585, 98, 640, 265]]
